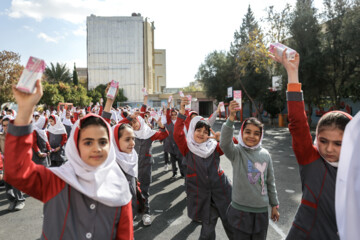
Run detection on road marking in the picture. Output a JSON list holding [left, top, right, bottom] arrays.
[[278, 150, 284, 152], [285, 189, 295, 193], [269, 221, 286, 240], [288, 167, 295, 170], [274, 160, 280, 163]]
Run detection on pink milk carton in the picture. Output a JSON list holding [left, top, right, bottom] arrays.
[[150, 111, 160, 121], [233, 90, 242, 110], [142, 88, 148, 96], [219, 102, 225, 112], [168, 95, 173, 103], [269, 43, 296, 60], [179, 91, 185, 97], [16, 56, 46, 93], [106, 80, 119, 99]]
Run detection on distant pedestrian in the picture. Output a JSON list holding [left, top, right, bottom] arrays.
[[1, 116, 26, 211], [47, 115, 67, 167]]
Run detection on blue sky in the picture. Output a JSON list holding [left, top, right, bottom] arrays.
[[0, 0, 324, 88]]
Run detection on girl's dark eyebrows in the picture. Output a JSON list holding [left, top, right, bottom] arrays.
[[81, 138, 94, 141]]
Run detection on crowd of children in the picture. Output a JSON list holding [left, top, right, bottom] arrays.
[[0, 47, 359, 239]]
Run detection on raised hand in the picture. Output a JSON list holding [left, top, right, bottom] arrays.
[[13, 79, 43, 126], [228, 100, 240, 121], [179, 97, 189, 115], [269, 48, 300, 84], [157, 117, 164, 129], [208, 128, 221, 141]]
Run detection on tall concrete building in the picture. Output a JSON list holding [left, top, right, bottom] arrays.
[[87, 14, 164, 104], [154, 49, 166, 93]]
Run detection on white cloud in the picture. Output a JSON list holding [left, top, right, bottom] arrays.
[[7, 0, 130, 24], [37, 32, 59, 43], [73, 26, 86, 36], [23, 25, 34, 32]]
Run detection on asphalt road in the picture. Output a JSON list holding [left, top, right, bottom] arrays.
[[0, 119, 306, 240]]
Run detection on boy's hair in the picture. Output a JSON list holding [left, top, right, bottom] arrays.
[[195, 120, 211, 136], [122, 111, 129, 118], [78, 116, 109, 142], [118, 124, 133, 139], [49, 115, 55, 121], [317, 112, 351, 133], [243, 117, 264, 134]]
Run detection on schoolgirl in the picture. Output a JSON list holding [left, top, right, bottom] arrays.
[[160, 106, 171, 171], [4, 80, 133, 239], [103, 88, 168, 226], [62, 110, 73, 136], [269, 49, 352, 239], [164, 98, 184, 178], [101, 88, 141, 219], [119, 101, 168, 226], [32, 115, 51, 167], [112, 123, 142, 219], [173, 97, 234, 239], [47, 115, 68, 167], [220, 101, 279, 239]]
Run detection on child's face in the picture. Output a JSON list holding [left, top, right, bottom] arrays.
[[119, 128, 135, 154], [131, 119, 140, 131], [2, 120, 9, 134], [317, 127, 343, 162], [78, 125, 110, 167], [49, 119, 55, 126], [194, 126, 209, 144], [242, 124, 261, 147], [171, 112, 177, 121], [35, 115, 40, 121]]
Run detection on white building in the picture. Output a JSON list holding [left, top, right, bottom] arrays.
[[87, 14, 158, 103]]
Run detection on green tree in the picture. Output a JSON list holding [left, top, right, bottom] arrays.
[[322, 0, 360, 107], [87, 89, 102, 104], [0, 50, 23, 103], [73, 63, 79, 86], [232, 6, 271, 120], [196, 51, 234, 102], [87, 84, 128, 107], [69, 84, 91, 106], [44, 62, 71, 83], [261, 90, 286, 125], [289, 0, 324, 123], [40, 82, 64, 106], [341, 1, 360, 101]]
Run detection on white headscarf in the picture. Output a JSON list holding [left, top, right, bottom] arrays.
[[134, 116, 157, 140], [50, 114, 131, 207], [112, 124, 138, 178], [48, 115, 67, 135], [336, 111, 359, 240], [62, 114, 73, 127], [33, 116, 49, 143], [238, 119, 264, 150], [186, 116, 217, 158]]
